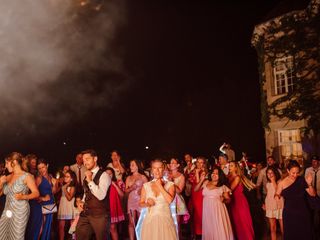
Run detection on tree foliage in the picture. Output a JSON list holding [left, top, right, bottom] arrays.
[[256, 9, 320, 134]]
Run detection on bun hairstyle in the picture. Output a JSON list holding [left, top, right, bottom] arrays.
[[287, 159, 300, 170], [5, 152, 27, 171]]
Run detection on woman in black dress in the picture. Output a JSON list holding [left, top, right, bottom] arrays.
[[275, 160, 317, 240]]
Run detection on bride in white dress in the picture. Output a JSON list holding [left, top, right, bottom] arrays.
[[139, 159, 177, 240]]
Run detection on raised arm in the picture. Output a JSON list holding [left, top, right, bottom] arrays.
[[87, 172, 111, 200], [51, 177, 59, 195], [194, 172, 206, 192], [305, 173, 317, 197], [155, 180, 175, 204], [64, 185, 76, 201], [219, 143, 226, 154]]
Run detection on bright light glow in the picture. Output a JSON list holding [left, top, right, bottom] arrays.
[[6, 210, 12, 218], [145, 146, 149, 150]]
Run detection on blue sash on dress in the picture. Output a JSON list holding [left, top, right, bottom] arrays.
[[135, 198, 179, 240]]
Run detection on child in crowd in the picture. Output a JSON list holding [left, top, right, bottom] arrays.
[[57, 170, 77, 240], [69, 194, 84, 240]]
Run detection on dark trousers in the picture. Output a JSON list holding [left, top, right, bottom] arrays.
[[311, 209, 320, 240], [76, 213, 110, 240]]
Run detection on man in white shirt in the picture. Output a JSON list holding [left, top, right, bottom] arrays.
[[76, 149, 111, 240], [219, 143, 236, 162], [305, 155, 320, 239], [70, 153, 87, 193], [218, 154, 229, 175], [305, 155, 320, 196]]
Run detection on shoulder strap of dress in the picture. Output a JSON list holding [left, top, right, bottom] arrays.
[[164, 181, 174, 191], [19, 172, 29, 182]]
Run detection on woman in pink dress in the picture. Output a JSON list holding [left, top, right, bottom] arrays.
[[228, 161, 255, 240], [264, 166, 284, 240], [195, 166, 234, 240], [189, 157, 207, 239], [125, 159, 148, 240]]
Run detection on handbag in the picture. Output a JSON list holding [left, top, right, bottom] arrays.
[[41, 203, 57, 214]]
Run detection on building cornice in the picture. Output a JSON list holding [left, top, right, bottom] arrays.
[[251, 0, 320, 47]]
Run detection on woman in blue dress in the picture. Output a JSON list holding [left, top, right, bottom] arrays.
[[26, 159, 57, 240], [0, 152, 39, 240]]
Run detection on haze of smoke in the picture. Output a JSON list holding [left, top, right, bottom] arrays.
[[0, 0, 128, 137]]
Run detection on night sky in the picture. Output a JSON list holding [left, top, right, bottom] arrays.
[[1, 0, 286, 169]]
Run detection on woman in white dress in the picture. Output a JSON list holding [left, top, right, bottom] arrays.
[[139, 159, 177, 240], [57, 170, 76, 240], [169, 158, 189, 238]]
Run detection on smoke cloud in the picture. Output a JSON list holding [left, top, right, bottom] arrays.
[[0, 0, 128, 139]]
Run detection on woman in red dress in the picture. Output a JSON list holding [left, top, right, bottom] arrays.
[[228, 161, 255, 240], [106, 167, 125, 240], [188, 157, 207, 239]]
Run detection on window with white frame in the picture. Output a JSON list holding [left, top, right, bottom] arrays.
[[273, 56, 295, 95], [278, 129, 303, 158]]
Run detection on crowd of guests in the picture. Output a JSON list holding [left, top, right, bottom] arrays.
[[0, 144, 319, 240]]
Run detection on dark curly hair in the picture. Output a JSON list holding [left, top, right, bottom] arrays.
[[208, 166, 227, 187]]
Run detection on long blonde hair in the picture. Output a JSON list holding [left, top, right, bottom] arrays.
[[230, 161, 255, 191]]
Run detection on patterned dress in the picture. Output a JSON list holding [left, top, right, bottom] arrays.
[[128, 178, 144, 214], [0, 173, 30, 240]]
